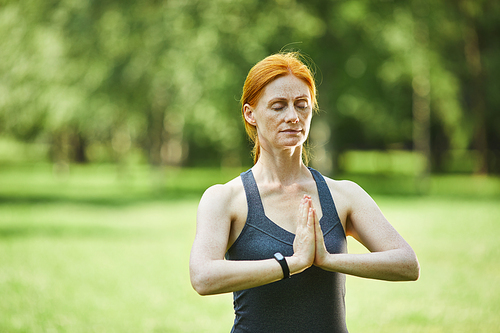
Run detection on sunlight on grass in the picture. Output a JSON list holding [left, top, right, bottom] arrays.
[[0, 164, 499, 332], [346, 197, 500, 333], [0, 199, 234, 332]]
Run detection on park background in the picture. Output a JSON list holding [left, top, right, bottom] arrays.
[[1, 0, 499, 332]]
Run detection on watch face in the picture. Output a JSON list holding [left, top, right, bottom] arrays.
[[275, 253, 284, 260]]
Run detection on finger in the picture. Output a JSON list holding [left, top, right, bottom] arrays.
[[306, 207, 316, 246], [300, 197, 308, 226], [313, 208, 328, 256], [308, 207, 315, 229], [303, 194, 311, 209], [314, 208, 323, 239], [302, 195, 311, 207], [296, 199, 308, 235]]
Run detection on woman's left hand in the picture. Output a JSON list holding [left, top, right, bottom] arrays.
[[310, 201, 329, 268]]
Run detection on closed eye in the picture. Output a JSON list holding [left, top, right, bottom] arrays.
[[271, 102, 286, 111], [295, 100, 308, 109]]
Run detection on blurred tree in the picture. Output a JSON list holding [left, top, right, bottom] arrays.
[[458, 0, 489, 174], [0, 0, 499, 174], [305, 0, 500, 175]]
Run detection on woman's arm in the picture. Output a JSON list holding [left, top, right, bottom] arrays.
[[189, 184, 316, 295], [314, 180, 420, 281]]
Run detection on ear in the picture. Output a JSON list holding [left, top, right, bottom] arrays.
[[243, 104, 257, 126]]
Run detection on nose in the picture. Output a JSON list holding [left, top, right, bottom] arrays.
[[285, 105, 299, 123]]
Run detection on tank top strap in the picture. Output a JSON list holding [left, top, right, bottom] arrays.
[[240, 169, 266, 222], [308, 167, 342, 235], [239, 168, 295, 245]]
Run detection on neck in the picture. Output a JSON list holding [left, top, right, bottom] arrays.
[[252, 145, 309, 185]]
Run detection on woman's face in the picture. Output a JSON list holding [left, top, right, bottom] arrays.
[[244, 74, 313, 152]]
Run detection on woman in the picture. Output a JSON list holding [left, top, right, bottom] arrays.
[[189, 52, 420, 332]]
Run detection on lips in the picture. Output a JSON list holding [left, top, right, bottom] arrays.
[[280, 129, 302, 134]]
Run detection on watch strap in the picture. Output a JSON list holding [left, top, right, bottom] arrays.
[[274, 252, 290, 279]]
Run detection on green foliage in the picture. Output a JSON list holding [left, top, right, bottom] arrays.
[[0, 0, 499, 171]]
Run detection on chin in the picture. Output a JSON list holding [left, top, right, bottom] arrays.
[[279, 139, 306, 148]]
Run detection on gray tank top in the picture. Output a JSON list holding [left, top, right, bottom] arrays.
[[225, 168, 348, 332]]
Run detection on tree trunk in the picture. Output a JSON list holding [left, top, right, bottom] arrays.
[[412, 19, 431, 193], [147, 106, 165, 166], [462, 20, 488, 174]]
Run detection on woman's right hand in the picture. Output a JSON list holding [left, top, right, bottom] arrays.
[[290, 195, 317, 274], [191, 187, 319, 295]]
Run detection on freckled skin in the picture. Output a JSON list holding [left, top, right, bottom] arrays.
[[244, 75, 313, 155]]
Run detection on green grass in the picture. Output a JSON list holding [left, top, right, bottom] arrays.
[[345, 197, 500, 332], [0, 163, 499, 332]]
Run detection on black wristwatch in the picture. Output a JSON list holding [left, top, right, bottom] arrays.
[[274, 252, 290, 279]]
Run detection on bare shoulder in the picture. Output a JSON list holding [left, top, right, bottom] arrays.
[[198, 175, 246, 222], [323, 176, 370, 203], [321, 176, 377, 224], [195, 174, 248, 252], [201, 175, 245, 202]]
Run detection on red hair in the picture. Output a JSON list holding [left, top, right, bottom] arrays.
[[241, 52, 318, 164]]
